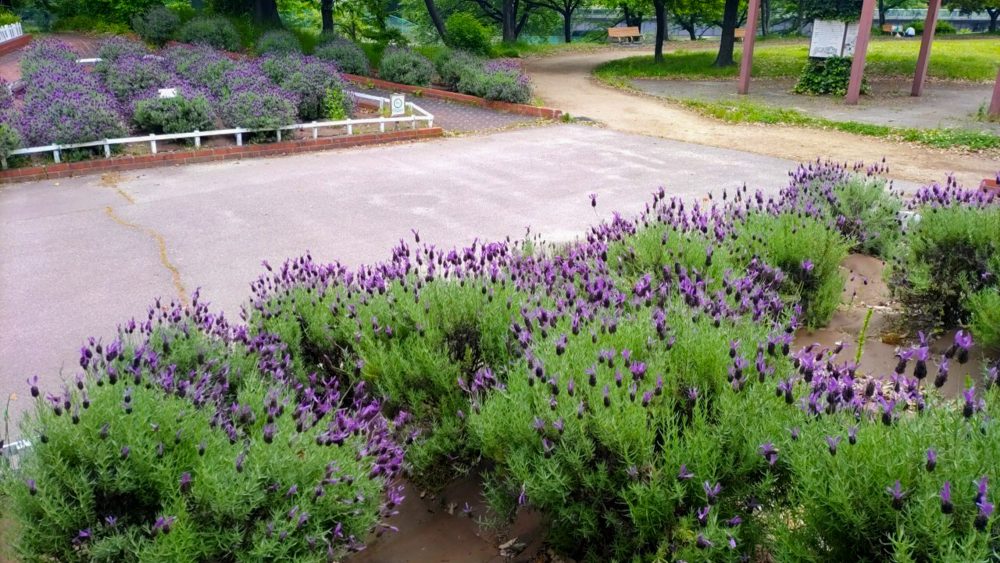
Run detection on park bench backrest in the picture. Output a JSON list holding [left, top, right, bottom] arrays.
[[608, 26, 641, 39], [734, 28, 746, 39]]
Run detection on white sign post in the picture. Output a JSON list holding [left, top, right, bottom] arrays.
[[809, 20, 860, 58], [390, 93, 406, 117]]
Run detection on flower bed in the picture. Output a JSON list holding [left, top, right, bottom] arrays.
[[3, 161, 998, 561], [0, 39, 385, 167]]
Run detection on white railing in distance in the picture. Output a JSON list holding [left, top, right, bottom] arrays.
[[0, 22, 23, 43], [3, 91, 434, 169]]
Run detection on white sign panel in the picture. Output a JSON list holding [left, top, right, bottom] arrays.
[[810, 20, 848, 58], [390, 93, 406, 117], [842, 22, 860, 57], [158, 88, 178, 99]]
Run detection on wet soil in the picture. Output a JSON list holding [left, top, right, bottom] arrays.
[[350, 476, 549, 563], [793, 254, 989, 396]]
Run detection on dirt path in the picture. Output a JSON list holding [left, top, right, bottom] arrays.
[[524, 49, 998, 187]]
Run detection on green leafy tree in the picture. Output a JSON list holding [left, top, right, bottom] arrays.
[[946, 0, 1000, 32], [670, 0, 724, 39], [528, 0, 587, 42]]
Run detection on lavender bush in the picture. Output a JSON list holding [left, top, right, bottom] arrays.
[[456, 58, 532, 104], [96, 36, 149, 66], [132, 85, 217, 134], [103, 54, 172, 102], [377, 48, 434, 86], [179, 16, 241, 52], [5, 294, 406, 561], [314, 37, 370, 77], [262, 55, 352, 121], [17, 41, 127, 146], [164, 45, 237, 94], [256, 29, 301, 55], [5, 161, 998, 561]]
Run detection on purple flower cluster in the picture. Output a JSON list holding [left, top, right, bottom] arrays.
[[16, 40, 127, 146]]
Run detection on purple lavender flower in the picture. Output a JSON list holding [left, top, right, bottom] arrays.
[[697, 505, 711, 526], [695, 533, 713, 549], [26, 479, 36, 496], [886, 480, 906, 510], [152, 515, 176, 535], [848, 426, 858, 446], [926, 448, 937, 472], [801, 259, 814, 273], [179, 472, 192, 494], [678, 464, 694, 481], [954, 330, 973, 364], [703, 481, 722, 505], [826, 435, 841, 456], [758, 442, 778, 466], [941, 481, 953, 514], [975, 499, 993, 531]]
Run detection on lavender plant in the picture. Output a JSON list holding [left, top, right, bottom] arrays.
[[314, 37, 370, 77], [377, 48, 434, 87], [261, 55, 352, 121], [131, 86, 217, 134], [4, 294, 406, 561]]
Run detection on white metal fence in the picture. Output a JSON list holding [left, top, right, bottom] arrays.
[[0, 22, 23, 43], [3, 92, 434, 169]]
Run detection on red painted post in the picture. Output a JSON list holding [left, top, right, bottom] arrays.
[[846, 0, 876, 105], [991, 68, 1000, 117], [737, 0, 761, 95], [911, 0, 940, 96]]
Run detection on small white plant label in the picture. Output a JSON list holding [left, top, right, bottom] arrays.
[[158, 88, 178, 99], [390, 93, 406, 117]]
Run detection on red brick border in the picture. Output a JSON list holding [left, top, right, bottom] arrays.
[[342, 74, 562, 120], [0, 128, 443, 184], [0, 34, 32, 57]]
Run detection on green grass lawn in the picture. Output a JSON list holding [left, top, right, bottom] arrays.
[[594, 36, 1000, 83]]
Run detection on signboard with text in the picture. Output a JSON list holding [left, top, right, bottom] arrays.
[[809, 20, 860, 58]]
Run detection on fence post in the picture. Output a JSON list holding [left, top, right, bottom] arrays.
[[347, 124, 353, 136], [276, 129, 282, 142], [194, 130, 201, 149], [380, 121, 385, 133], [236, 132, 243, 146], [53, 148, 61, 164], [104, 141, 111, 158], [1, 155, 7, 170], [150, 134, 157, 155], [312, 123, 318, 140]]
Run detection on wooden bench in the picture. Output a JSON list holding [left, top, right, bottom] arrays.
[[608, 26, 642, 43], [882, 24, 894, 34], [734, 27, 746, 41]]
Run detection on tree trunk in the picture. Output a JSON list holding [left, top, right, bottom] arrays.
[[253, 0, 281, 26], [563, 11, 572, 42], [653, 0, 666, 63], [502, 0, 517, 42], [686, 24, 696, 40], [761, 0, 770, 35], [878, 0, 886, 27], [424, 0, 447, 40], [990, 9, 999, 33], [714, 0, 739, 66], [321, 0, 334, 33]]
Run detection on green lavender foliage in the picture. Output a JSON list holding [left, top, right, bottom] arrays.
[[967, 288, 1000, 351], [5, 363, 382, 561], [890, 205, 1000, 331]]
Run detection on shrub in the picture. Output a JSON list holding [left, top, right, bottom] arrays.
[[17, 41, 127, 146], [103, 55, 172, 102], [908, 19, 957, 35], [96, 36, 149, 65], [51, 14, 132, 34], [47, 0, 160, 25], [257, 29, 302, 55], [377, 47, 434, 86], [794, 56, 867, 96], [0, 121, 21, 159], [967, 288, 1000, 351], [164, 45, 237, 94], [4, 296, 405, 562], [179, 16, 241, 51], [131, 6, 181, 47], [0, 77, 12, 111], [444, 12, 492, 56], [314, 37, 370, 76], [323, 86, 351, 120], [132, 90, 217, 134], [220, 82, 299, 129], [889, 195, 1000, 331], [0, 8, 19, 25], [262, 55, 350, 121], [456, 59, 532, 104], [436, 49, 482, 89]]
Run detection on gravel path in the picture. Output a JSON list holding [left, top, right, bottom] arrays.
[[524, 49, 999, 187]]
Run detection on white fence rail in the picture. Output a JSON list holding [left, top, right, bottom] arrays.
[[0, 22, 23, 44], [3, 92, 434, 169]]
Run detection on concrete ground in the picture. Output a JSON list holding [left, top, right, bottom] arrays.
[[632, 77, 1000, 134], [0, 124, 811, 427]]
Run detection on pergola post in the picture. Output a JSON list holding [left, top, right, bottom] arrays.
[[737, 0, 761, 95], [846, 0, 877, 105], [911, 0, 941, 97], [990, 68, 1000, 117]]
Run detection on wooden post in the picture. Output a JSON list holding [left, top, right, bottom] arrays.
[[911, 0, 941, 97], [991, 68, 1000, 117], [738, 0, 761, 95], [846, 0, 876, 105]]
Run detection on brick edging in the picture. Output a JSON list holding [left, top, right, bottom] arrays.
[[0, 34, 32, 57], [0, 128, 443, 184], [342, 74, 563, 120]]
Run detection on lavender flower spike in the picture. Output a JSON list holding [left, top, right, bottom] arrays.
[[940, 481, 953, 514], [886, 480, 906, 510]]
